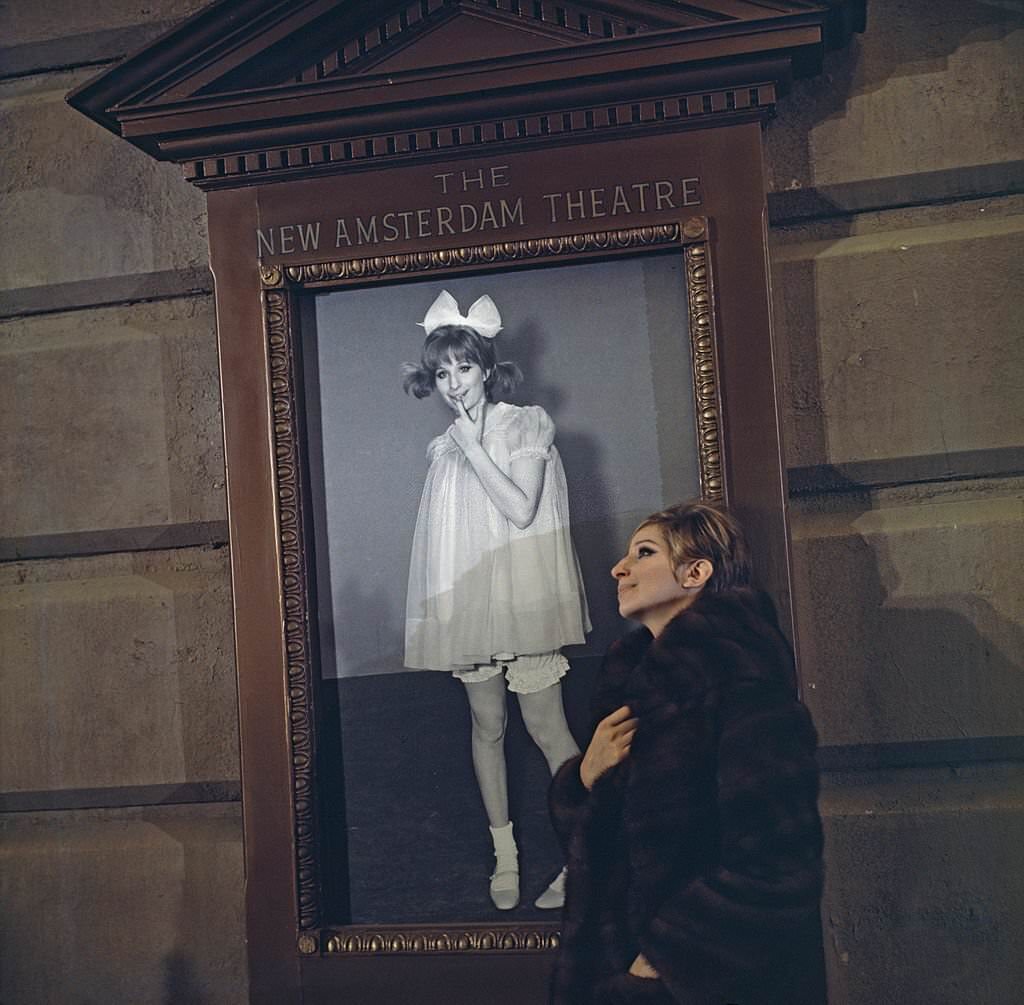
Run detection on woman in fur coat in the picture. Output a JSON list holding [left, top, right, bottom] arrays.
[[548, 502, 824, 1005]]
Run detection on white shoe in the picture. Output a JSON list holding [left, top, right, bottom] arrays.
[[533, 867, 567, 909], [490, 851, 520, 910]]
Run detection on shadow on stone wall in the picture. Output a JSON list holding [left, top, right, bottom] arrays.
[[839, 0, 1023, 96], [839, 508, 1022, 744], [163, 950, 208, 1005], [797, 481, 1024, 748], [768, 0, 1024, 190]]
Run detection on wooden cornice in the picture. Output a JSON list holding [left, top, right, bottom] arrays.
[[67, 0, 865, 189]]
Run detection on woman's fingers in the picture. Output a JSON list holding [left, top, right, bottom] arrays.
[[581, 706, 640, 788], [601, 706, 634, 732], [457, 398, 480, 429], [611, 719, 638, 741], [599, 708, 638, 747]]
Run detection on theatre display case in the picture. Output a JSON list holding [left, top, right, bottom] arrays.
[[68, 3, 864, 1001]]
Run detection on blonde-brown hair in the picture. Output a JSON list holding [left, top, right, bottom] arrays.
[[401, 325, 522, 400], [636, 501, 752, 593]]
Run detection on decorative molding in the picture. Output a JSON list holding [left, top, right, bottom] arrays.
[[297, 933, 320, 955], [264, 289, 323, 932], [263, 221, 684, 286], [261, 219, 726, 941], [67, 0, 864, 190], [185, 84, 775, 186], [323, 926, 561, 955], [292, 0, 654, 83], [681, 225, 724, 503]]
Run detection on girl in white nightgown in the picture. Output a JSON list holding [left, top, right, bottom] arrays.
[[403, 289, 590, 912]]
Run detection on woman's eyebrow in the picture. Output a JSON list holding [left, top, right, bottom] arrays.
[[632, 538, 658, 547]]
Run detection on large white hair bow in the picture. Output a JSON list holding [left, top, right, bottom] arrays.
[[418, 290, 503, 339]]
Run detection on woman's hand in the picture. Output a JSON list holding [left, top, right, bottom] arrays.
[[449, 398, 485, 454], [580, 705, 638, 790], [628, 954, 659, 979]]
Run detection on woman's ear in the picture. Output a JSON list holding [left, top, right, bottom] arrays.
[[679, 559, 714, 590]]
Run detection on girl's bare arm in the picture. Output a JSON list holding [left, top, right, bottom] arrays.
[[449, 402, 545, 529]]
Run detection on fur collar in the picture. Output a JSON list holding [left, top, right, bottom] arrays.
[[594, 587, 796, 726]]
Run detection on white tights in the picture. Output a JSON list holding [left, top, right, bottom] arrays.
[[461, 674, 580, 828]]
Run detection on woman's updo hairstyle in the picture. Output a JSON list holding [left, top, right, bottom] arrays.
[[402, 325, 523, 401], [637, 501, 753, 594]]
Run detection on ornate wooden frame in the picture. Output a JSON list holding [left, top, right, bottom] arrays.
[[262, 216, 723, 955]]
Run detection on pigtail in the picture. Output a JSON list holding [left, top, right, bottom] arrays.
[[403, 325, 520, 402], [487, 360, 523, 400], [401, 361, 435, 399]]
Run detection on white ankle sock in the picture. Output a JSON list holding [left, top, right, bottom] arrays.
[[489, 822, 517, 859]]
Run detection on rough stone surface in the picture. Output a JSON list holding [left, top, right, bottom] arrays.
[[0, 295, 225, 538], [0, 802, 247, 1005], [0, 546, 238, 792], [792, 478, 1024, 747], [768, 6, 1024, 999], [771, 194, 1024, 469], [0, 68, 209, 290], [765, 0, 1024, 193], [0, 0, 213, 48], [820, 765, 1024, 1005]]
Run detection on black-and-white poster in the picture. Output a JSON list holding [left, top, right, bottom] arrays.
[[302, 253, 701, 924]]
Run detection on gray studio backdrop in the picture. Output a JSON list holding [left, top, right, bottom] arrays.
[[304, 253, 700, 680]]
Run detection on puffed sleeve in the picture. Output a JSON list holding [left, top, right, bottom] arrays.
[[508, 405, 555, 461], [426, 431, 455, 464]]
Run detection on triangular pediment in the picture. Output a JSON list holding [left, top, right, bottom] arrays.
[[274, 4, 597, 84], [71, 0, 860, 110], [67, 0, 864, 182], [78, 0, 669, 114]]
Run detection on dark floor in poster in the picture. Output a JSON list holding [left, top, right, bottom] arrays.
[[321, 657, 600, 926]]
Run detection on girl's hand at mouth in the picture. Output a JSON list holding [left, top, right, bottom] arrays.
[[450, 397, 485, 453]]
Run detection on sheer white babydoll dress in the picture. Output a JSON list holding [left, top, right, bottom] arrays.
[[405, 402, 590, 672]]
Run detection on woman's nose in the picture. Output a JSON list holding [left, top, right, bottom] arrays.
[[611, 556, 628, 579]]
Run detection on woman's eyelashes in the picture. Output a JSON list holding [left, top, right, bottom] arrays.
[[435, 363, 473, 381], [635, 546, 656, 559]]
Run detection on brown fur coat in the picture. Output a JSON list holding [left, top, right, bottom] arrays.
[[548, 588, 824, 1005]]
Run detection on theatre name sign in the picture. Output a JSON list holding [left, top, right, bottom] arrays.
[[256, 156, 703, 260]]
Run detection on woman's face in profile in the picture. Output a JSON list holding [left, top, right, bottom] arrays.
[[611, 524, 688, 631], [434, 353, 489, 414]]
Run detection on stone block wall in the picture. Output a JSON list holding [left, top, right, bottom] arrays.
[[1, 1, 1021, 1003], [764, 2, 1024, 1002], [0, 3, 247, 1004]]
